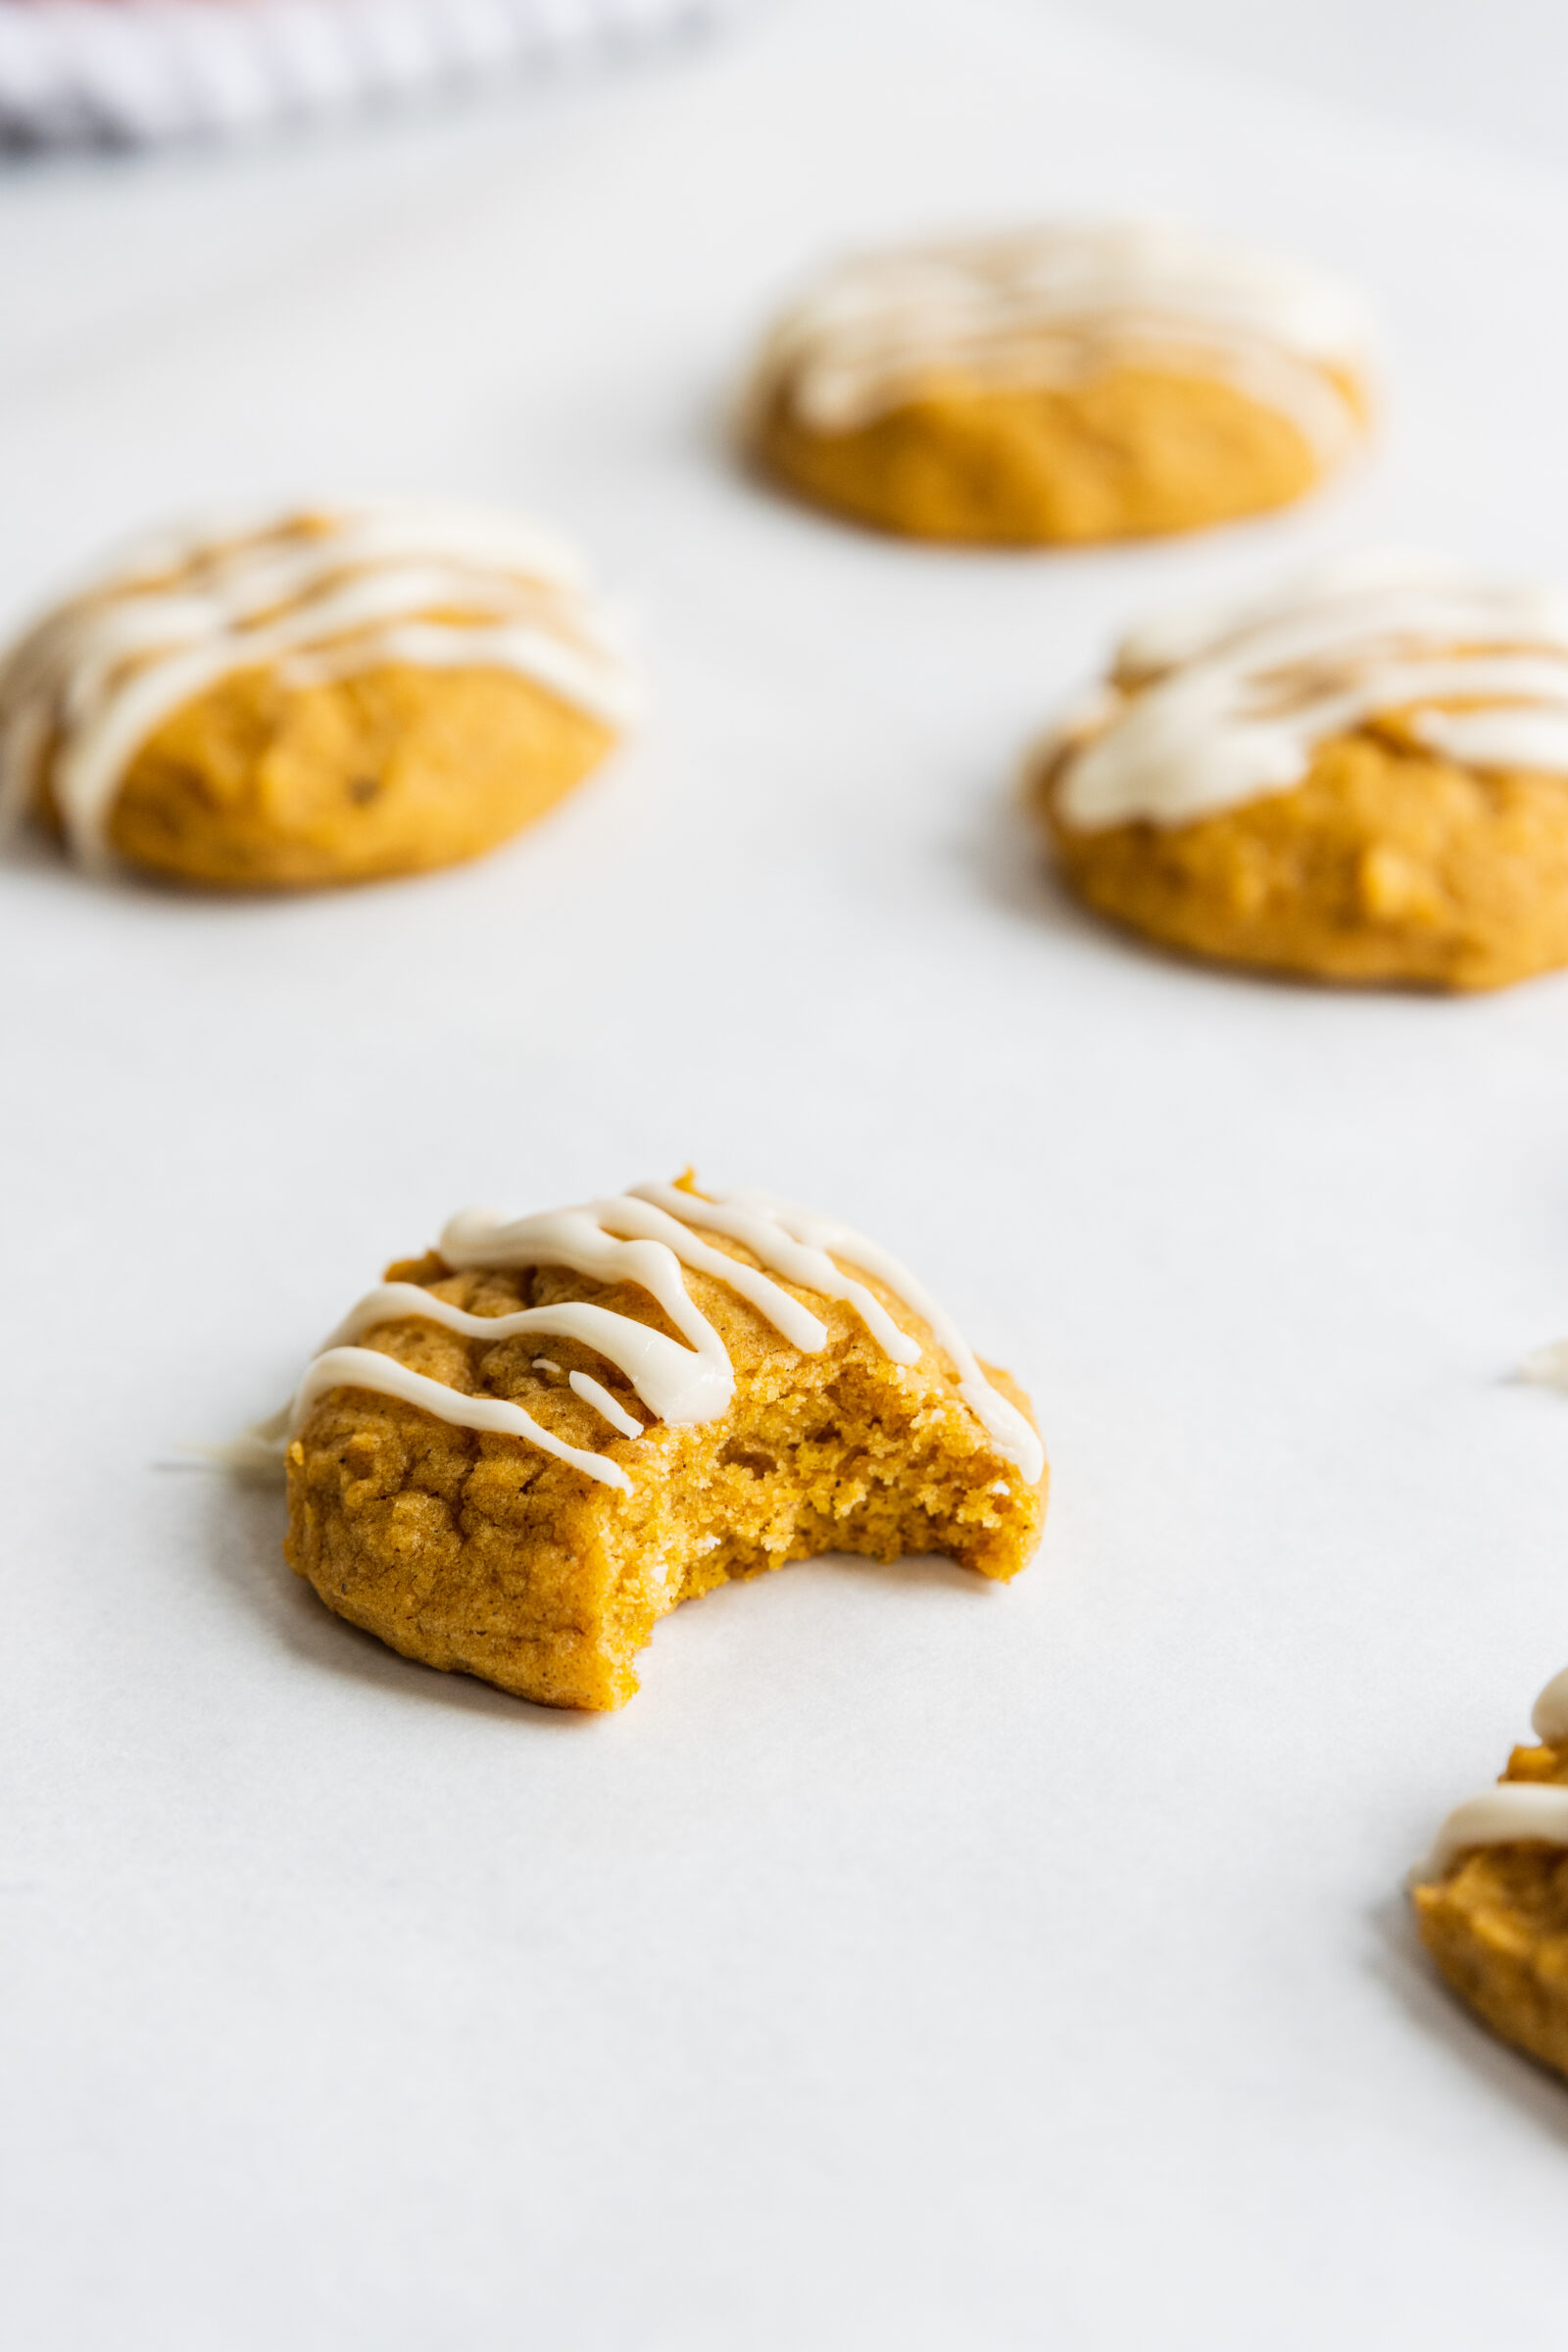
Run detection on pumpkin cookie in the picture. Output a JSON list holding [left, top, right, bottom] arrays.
[[747, 221, 1371, 545], [0, 502, 639, 889], [262, 1177, 1048, 1711], [1411, 1665, 1568, 2080], [1030, 553, 1568, 991]]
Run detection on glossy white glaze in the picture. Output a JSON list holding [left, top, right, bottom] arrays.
[[0, 500, 641, 870], [754, 220, 1369, 456], [568, 1369, 644, 1440], [1051, 551, 1568, 832], [268, 1181, 1045, 1493]]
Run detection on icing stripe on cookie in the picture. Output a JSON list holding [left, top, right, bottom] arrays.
[[0, 501, 643, 871], [1419, 1785, 1568, 1882], [294, 1346, 636, 1494], [269, 1182, 1045, 1491], [1416, 1663, 1568, 1880], [752, 220, 1369, 459], [1048, 551, 1568, 833]]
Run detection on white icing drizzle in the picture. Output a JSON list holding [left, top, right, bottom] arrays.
[[753, 220, 1370, 458], [568, 1370, 644, 1440], [0, 500, 642, 871], [1051, 551, 1568, 833], [1419, 1786, 1568, 1882], [292, 1345, 637, 1494], [267, 1181, 1044, 1493], [1417, 1664, 1568, 1880]]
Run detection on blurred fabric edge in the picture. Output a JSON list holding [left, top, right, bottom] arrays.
[[0, 0, 755, 149]]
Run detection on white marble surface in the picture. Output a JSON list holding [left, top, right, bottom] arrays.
[[7, 2, 1568, 2343]]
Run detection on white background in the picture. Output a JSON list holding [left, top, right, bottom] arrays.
[[1087, 0, 1568, 167], [9, 2, 1568, 2343]]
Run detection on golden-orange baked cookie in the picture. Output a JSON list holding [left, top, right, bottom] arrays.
[[0, 503, 639, 890], [1032, 553, 1568, 991], [748, 222, 1371, 546], [265, 1177, 1048, 1711], [1412, 1664, 1568, 2080]]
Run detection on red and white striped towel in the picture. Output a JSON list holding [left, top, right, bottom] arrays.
[[0, 0, 746, 145]]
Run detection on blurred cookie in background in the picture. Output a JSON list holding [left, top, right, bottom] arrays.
[[746, 221, 1372, 546], [1029, 552, 1568, 992], [0, 503, 642, 891]]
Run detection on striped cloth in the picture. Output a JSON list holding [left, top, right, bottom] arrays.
[[0, 0, 744, 145]]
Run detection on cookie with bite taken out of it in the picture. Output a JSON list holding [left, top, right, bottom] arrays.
[[265, 1174, 1048, 1711]]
